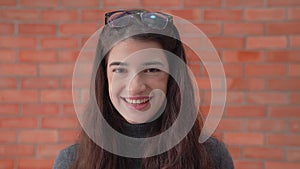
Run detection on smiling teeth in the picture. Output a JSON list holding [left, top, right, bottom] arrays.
[[124, 98, 149, 104]]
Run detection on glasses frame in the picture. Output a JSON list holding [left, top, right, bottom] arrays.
[[104, 10, 173, 30]]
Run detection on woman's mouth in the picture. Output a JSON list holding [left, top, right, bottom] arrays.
[[121, 96, 151, 111]]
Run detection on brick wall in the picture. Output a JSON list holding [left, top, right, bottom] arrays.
[[0, 0, 299, 169]]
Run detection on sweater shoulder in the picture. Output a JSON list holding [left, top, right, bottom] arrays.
[[53, 144, 77, 169], [204, 137, 235, 169]]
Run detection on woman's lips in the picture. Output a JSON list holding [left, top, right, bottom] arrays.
[[121, 96, 151, 111]]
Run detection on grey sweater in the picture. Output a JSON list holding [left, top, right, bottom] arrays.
[[53, 137, 234, 169]]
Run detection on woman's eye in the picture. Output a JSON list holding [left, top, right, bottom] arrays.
[[144, 68, 161, 73], [112, 68, 127, 73]]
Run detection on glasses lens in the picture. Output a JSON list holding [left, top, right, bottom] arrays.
[[107, 11, 132, 27], [141, 12, 168, 30]]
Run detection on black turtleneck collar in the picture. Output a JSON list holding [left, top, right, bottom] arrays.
[[119, 115, 162, 138]]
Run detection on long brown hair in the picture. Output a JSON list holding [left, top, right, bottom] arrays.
[[71, 9, 214, 169]]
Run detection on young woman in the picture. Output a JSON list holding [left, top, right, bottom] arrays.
[[53, 9, 234, 169]]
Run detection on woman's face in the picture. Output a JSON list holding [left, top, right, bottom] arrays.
[[106, 39, 169, 124]]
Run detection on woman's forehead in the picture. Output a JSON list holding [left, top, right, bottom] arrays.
[[107, 39, 168, 65]]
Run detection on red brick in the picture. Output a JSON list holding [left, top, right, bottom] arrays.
[[41, 10, 78, 21], [204, 9, 243, 21], [40, 90, 72, 103], [225, 0, 264, 6], [20, 0, 58, 7], [244, 147, 284, 160], [217, 119, 244, 131], [226, 106, 266, 117], [224, 64, 244, 77], [268, 79, 300, 90], [80, 36, 90, 47], [266, 162, 300, 169], [187, 63, 201, 76], [0, 117, 37, 128], [245, 64, 286, 76], [0, 131, 17, 143], [247, 36, 287, 49], [224, 23, 264, 35], [0, 0, 16, 6], [19, 24, 56, 35], [291, 93, 300, 104], [103, 0, 140, 6], [210, 37, 244, 49], [184, 46, 201, 62], [268, 0, 300, 6], [0, 78, 17, 88], [180, 36, 208, 51], [0, 36, 36, 48], [270, 106, 300, 118], [0, 49, 16, 62], [59, 130, 79, 142], [287, 149, 300, 161], [21, 77, 59, 89], [267, 22, 300, 35], [61, 77, 72, 88], [18, 158, 54, 169], [0, 23, 14, 34], [195, 23, 221, 35], [224, 132, 264, 145], [62, 104, 76, 115], [184, 0, 221, 7], [227, 78, 265, 90], [0, 90, 38, 103], [290, 120, 300, 132], [0, 104, 18, 115], [204, 91, 244, 105], [60, 23, 98, 35], [245, 8, 285, 21], [39, 63, 74, 76], [0, 159, 14, 169], [223, 50, 264, 63], [41, 117, 78, 129], [267, 134, 300, 146], [0, 10, 38, 20], [196, 77, 223, 90], [0, 64, 37, 76], [19, 50, 57, 63], [164, 9, 201, 21], [61, 0, 98, 7], [142, 0, 181, 7], [291, 36, 300, 47], [227, 146, 241, 158], [247, 92, 288, 105], [19, 130, 58, 143], [37, 144, 69, 157], [247, 119, 286, 131], [0, 145, 34, 156], [81, 10, 109, 21], [58, 50, 80, 62], [61, 77, 90, 88], [213, 132, 222, 140], [40, 37, 78, 49], [267, 50, 300, 62], [288, 8, 300, 20], [234, 161, 264, 169], [289, 64, 300, 76], [22, 104, 59, 115]]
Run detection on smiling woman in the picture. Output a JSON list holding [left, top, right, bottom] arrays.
[[107, 39, 169, 124], [53, 9, 234, 169]]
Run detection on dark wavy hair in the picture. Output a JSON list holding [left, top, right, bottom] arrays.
[[70, 9, 214, 169]]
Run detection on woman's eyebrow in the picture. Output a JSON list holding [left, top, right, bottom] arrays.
[[109, 62, 128, 67], [143, 61, 165, 67]]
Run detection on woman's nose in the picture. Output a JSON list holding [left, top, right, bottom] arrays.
[[127, 74, 147, 95]]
